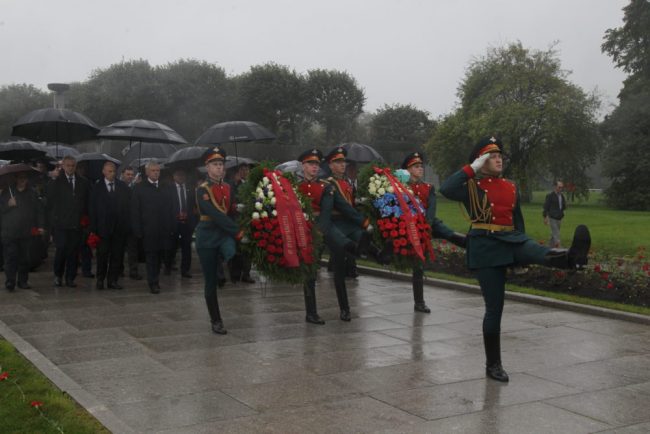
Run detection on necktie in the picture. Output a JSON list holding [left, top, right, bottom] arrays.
[[108, 182, 114, 193], [180, 185, 187, 213], [68, 176, 74, 193]]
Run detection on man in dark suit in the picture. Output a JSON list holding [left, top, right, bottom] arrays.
[[164, 168, 196, 278], [119, 167, 142, 280], [90, 162, 130, 290], [46, 155, 90, 288], [543, 180, 567, 248], [131, 160, 173, 293]]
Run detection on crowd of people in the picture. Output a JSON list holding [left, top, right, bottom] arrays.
[[0, 137, 592, 383]]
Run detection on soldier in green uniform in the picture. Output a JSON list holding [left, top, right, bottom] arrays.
[[297, 149, 327, 325], [401, 151, 466, 313], [439, 137, 591, 382], [195, 147, 241, 335], [320, 146, 389, 321]]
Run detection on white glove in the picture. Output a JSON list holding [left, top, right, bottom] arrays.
[[236, 203, 245, 212], [241, 235, 250, 244], [366, 224, 374, 233], [470, 153, 491, 173]]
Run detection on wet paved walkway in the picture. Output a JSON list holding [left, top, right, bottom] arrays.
[[1, 255, 650, 433]]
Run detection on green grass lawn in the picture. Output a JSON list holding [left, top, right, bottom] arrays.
[[435, 190, 650, 257], [0, 339, 109, 434]]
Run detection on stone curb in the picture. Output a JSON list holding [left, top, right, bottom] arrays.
[[0, 320, 135, 434], [357, 265, 650, 325]]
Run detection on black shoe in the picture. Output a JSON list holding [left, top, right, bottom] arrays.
[[163, 267, 171, 276], [108, 282, 123, 290], [241, 275, 255, 284], [306, 314, 325, 325], [568, 225, 591, 269], [17, 282, 30, 289], [149, 284, 160, 294], [129, 273, 143, 281], [340, 310, 351, 322], [82, 272, 95, 278], [96, 281, 105, 290], [54, 277, 63, 287], [5, 281, 15, 292], [486, 363, 509, 382], [181, 272, 192, 278], [346, 269, 359, 279], [414, 302, 431, 313], [211, 320, 227, 335], [65, 280, 77, 288]]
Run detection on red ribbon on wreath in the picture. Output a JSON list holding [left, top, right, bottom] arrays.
[[373, 167, 435, 261]]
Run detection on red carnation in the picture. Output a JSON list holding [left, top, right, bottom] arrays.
[[390, 230, 398, 238], [399, 221, 406, 228], [400, 238, 408, 246], [267, 245, 276, 254], [275, 238, 283, 246], [253, 231, 262, 239], [399, 229, 406, 236], [267, 255, 276, 263], [393, 240, 401, 249], [594, 264, 602, 272], [382, 231, 389, 239], [606, 282, 614, 289], [258, 239, 268, 247], [0, 372, 8, 381], [264, 223, 273, 231], [30, 401, 44, 409], [400, 248, 408, 256]]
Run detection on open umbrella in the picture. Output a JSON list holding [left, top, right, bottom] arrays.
[[77, 152, 121, 165], [0, 140, 47, 161], [98, 119, 186, 145], [45, 144, 80, 159], [12, 108, 99, 144], [77, 153, 122, 182], [129, 157, 167, 170], [122, 142, 177, 165], [164, 146, 209, 170], [225, 156, 257, 170], [195, 121, 275, 160], [339, 143, 384, 163], [0, 163, 41, 187]]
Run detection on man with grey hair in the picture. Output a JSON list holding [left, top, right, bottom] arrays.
[[46, 155, 90, 287], [131, 160, 173, 293]]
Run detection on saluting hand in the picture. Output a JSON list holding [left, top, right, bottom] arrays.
[[470, 153, 491, 173]]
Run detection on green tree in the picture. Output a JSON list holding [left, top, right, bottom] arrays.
[[236, 63, 308, 145], [305, 69, 365, 144], [601, 0, 650, 210], [0, 84, 50, 140], [426, 42, 601, 201], [370, 103, 435, 148]]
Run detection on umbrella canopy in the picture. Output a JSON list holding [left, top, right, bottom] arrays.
[[129, 157, 167, 169], [0, 163, 41, 187], [77, 152, 122, 165], [77, 153, 122, 182], [11, 108, 100, 144], [0, 140, 47, 161], [225, 156, 257, 170], [122, 142, 177, 164], [195, 121, 276, 145], [45, 144, 80, 159], [98, 119, 187, 145], [339, 143, 384, 163], [164, 146, 209, 170]]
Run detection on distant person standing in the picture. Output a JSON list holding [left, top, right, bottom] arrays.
[[46, 156, 90, 288], [164, 168, 196, 278], [543, 180, 567, 248]]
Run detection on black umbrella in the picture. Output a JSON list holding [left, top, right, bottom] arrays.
[[0, 140, 47, 161], [0, 163, 41, 187], [77, 153, 122, 182], [339, 143, 384, 163], [12, 108, 100, 144], [77, 152, 121, 165], [98, 119, 187, 145], [45, 144, 80, 159], [195, 121, 275, 160], [225, 156, 257, 170], [122, 142, 177, 165], [129, 157, 167, 169], [164, 146, 209, 170]]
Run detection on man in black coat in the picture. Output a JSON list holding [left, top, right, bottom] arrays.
[[164, 168, 197, 278], [131, 160, 173, 293], [543, 180, 567, 248], [46, 156, 90, 287], [90, 162, 130, 290]]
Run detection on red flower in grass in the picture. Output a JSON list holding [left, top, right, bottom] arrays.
[[554, 271, 566, 279], [594, 264, 602, 273], [30, 401, 44, 408], [0, 372, 8, 381], [606, 282, 614, 290], [601, 272, 609, 280], [643, 263, 650, 272]]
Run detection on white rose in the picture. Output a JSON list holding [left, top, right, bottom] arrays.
[[261, 211, 269, 218], [368, 184, 377, 194], [387, 186, 394, 193], [378, 187, 386, 195], [258, 191, 265, 199], [267, 190, 275, 198], [270, 197, 277, 205], [369, 176, 376, 182], [254, 201, 263, 210], [374, 179, 382, 186], [272, 210, 278, 217], [255, 187, 263, 194], [262, 177, 270, 186], [252, 212, 260, 220]]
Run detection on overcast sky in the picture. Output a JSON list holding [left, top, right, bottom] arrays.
[[0, 0, 627, 118]]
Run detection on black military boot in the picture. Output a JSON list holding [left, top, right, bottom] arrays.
[[544, 248, 570, 269], [484, 333, 509, 382], [304, 281, 325, 325], [568, 225, 591, 269], [412, 269, 431, 313], [205, 295, 227, 335], [448, 232, 467, 249]]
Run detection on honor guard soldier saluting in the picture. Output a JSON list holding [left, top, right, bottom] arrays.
[[321, 146, 388, 321], [440, 136, 591, 382], [297, 149, 327, 325], [195, 147, 242, 335], [401, 151, 467, 313]]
